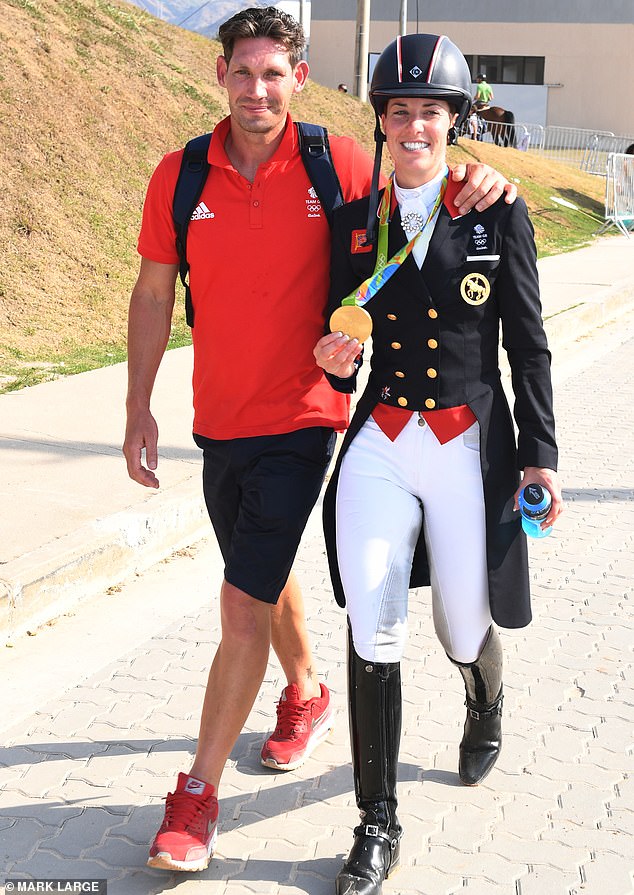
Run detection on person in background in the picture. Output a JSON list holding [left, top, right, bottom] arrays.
[[124, 6, 517, 874], [314, 33, 561, 895], [467, 103, 486, 141], [338, 83, 349, 93], [475, 72, 494, 106], [517, 125, 531, 151]]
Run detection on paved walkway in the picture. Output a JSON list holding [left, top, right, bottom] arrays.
[[1, 238, 634, 894], [2, 235, 634, 642]]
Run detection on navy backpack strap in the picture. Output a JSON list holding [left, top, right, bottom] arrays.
[[172, 125, 341, 327], [172, 131, 212, 327], [296, 122, 344, 226]]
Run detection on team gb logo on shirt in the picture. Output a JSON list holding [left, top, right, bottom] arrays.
[[306, 186, 322, 219], [472, 222, 489, 250]]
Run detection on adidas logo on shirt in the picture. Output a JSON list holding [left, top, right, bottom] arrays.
[[191, 201, 215, 221]]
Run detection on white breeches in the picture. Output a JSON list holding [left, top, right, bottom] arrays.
[[336, 413, 493, 664]]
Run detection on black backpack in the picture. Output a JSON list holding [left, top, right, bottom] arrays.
[[172, 122, 344, 327]]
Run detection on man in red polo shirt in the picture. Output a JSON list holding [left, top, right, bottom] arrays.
[[123, 5, 516, 873]]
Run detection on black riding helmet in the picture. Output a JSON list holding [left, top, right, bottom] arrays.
[[364, 34, 473, 242], [370, 33, 472, 127]]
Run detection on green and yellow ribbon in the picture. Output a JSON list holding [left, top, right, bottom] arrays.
[[342, 172, 447, 309]]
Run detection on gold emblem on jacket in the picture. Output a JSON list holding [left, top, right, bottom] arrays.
[[460, 273, 490, 305]]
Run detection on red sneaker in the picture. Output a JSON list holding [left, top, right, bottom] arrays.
[[261, 683, 333, 771], [147, 773, 218, 872]]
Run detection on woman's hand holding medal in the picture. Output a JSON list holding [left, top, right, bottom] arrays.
[[314, 330, 362, 379]]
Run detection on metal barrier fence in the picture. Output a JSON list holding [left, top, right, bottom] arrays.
[[598, 153, 634, 237], [461, 119, 634, 176], [480, 122, 544, 152], [459, 119, 542, 149], [583, 134, 634, 175], [540, 126, 616, 171]]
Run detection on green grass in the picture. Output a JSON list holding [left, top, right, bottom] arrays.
[[0, 312, 192, 392], [527, 182, 605, 256], [5, 0, 44, 20]]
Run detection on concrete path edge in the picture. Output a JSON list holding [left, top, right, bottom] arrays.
[[3, 252, 634, 641]]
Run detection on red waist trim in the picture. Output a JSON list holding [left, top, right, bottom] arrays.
[[371, 403, 477, 444]]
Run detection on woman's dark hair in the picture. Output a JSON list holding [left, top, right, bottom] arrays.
[[218, 6, 305, 67]]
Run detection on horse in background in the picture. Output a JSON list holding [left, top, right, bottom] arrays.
[[477, 104, 517, 148]]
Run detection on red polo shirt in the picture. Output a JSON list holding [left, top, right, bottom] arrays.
[[138, 115, 374, 439]]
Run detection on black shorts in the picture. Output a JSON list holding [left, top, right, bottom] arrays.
[[194, 427, 336, 604]]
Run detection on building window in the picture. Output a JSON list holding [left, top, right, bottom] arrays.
[[502, 57, 523, 83], [465, 55, 544, 85], [522, 57, 545, 84], [475, 55, 500, 82]]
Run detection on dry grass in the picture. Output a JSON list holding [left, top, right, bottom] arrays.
[[0, 0, 606, 390]]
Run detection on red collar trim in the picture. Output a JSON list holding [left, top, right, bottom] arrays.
[[443, 172, 464, 219]]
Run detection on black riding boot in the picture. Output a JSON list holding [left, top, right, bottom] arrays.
[[450, 626, 503, 786], [335, 629, 402, 895]]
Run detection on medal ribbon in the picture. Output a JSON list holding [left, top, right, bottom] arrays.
[[342, 173, 447, 309]]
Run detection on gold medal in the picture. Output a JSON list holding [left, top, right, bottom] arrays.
[[460, 273, 491, 306], [329, 305, 373, 343]]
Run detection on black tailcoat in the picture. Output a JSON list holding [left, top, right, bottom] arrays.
[[323, 191, 558, 629]]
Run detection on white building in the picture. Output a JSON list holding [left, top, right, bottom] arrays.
[[308, 1, 634, 134]]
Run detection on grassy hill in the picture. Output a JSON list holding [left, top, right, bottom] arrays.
[[0, 0, 606, 391]]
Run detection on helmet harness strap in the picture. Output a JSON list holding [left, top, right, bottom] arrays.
[[365, 117, 386, 246]]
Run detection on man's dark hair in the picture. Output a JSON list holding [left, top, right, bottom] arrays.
[[218, 6, 306, 67]]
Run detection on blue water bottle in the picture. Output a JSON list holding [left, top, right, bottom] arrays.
[[518, 483, 552, 538]]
